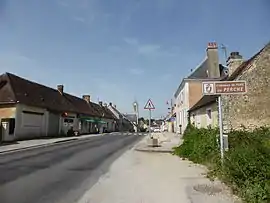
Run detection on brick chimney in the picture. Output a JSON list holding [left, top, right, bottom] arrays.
[[57, 85, 64, 95], [82, 95, 90, 103], [206, 42, 220, 78], [226, 52, 244, 76]]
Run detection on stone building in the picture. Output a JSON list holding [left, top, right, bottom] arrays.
[[222, 42, 270, 131]]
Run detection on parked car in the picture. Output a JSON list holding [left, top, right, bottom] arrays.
[[153, 127, 161, 133]]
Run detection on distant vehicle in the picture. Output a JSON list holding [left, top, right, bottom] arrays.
[[153, 127, 161, 133]]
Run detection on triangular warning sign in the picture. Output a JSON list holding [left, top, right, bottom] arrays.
[[144, 99, 155, 110]]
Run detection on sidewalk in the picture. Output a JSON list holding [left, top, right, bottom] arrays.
[[0, 133, 103, 154], [78, 135, 241, 203], [135, 132, 182, 153]]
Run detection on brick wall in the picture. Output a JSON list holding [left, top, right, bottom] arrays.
[[223, 44, 270, 131]]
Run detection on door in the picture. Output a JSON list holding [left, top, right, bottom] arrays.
[[22, 112, 43, 137]]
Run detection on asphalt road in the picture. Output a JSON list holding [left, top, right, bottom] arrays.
[[0, 133, 142, 203]]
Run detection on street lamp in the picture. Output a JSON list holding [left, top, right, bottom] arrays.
[[133, 101, 139, 132]]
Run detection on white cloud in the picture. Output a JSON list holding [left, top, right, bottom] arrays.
[[128, 68, 144, 75]]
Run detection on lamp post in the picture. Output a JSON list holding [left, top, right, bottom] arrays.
[[133, 101, 139, 132]]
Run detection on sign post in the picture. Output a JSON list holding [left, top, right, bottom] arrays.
[[144, 99, 155, 137], [202, 81, 247, 163]]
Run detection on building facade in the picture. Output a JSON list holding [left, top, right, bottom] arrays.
[[0, 73, 117, 142], [173, 42, 226, 133], [188, 95, 218, 129]]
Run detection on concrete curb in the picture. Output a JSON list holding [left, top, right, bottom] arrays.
[[134, 147, 173, 153], [0, 138, 82, 154]]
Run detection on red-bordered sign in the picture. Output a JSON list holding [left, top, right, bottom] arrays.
[[144, 99, 155, 110]]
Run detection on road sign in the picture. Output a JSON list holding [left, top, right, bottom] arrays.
[[202, 80, 247, 165], [202, 81, 247, 95], [144, 99, 155, 110]]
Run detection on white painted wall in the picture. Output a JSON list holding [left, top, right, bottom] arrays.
[[174, 82, 190, 133]]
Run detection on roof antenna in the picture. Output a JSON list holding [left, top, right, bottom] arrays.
[[221, 44, 228, 64]]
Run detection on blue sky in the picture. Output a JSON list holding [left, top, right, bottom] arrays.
[[0, 0, 269, 118]]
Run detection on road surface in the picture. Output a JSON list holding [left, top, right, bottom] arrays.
[[0, 133, 141, 203]]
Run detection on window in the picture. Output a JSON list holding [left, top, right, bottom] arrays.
[[9, 118, 15, 135], [181, 92, 184, 104], [206, 108, 212, 126], [64, 118, 74, 123], [206, 109, 212, 119]]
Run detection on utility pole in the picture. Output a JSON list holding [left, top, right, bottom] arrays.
[[133, 101, 139, 132]]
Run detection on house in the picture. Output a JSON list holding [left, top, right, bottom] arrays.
[[107, 103, 134, 132], [0, 72, 116, 142], [222, 42, 270, 131], [173, 42, 228, 133], [188, 95, 218, 128], [92, 101, 117, 133], [188, 42, 270, 131]]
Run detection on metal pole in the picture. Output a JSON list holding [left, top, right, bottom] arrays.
[[218, 96, 224, 163], [149, 109, 151, 137]]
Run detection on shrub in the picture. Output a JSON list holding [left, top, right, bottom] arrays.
[[174, 125, 270, 203]]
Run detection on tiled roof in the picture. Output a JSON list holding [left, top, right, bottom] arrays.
[[90, 102, 116, 119], [187, 58, 209, 79], [0, 72, 106, 117], [188, 95, 218, 112]]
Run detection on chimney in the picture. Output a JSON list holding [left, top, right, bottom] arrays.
[[57, 85, 64, 95], [99, 101, 103, 106], [226, 52, 244, 76], [206, 42, 220, 78], [109, 102, 112, 106], [114, 104, 116, 109], [82, 95, 90, 103]]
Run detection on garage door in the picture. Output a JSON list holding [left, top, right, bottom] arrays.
[[22, 111, 44, 136]]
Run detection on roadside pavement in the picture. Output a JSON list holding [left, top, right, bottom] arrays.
[[0, 132, 140, 154], [78, 133, 241, 203], [135, 132, 182, 153]]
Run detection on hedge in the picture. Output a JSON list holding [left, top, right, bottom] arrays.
[[173, 124, 270, 203]]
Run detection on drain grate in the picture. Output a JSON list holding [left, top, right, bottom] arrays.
[[193, 184, 222, 195]]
